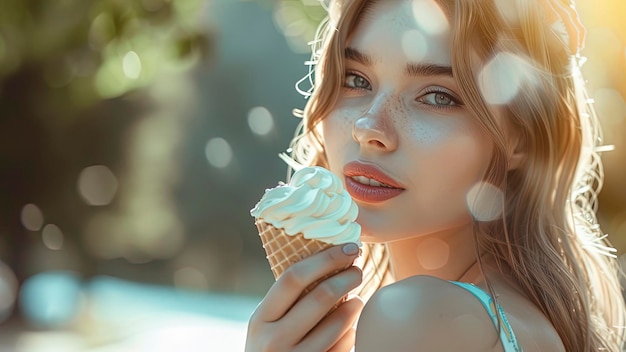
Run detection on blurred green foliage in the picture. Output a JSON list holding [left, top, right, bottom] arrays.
[[270, 0, 326, 53], [0, 0, 211, 117], [0, 0, 214, 288]]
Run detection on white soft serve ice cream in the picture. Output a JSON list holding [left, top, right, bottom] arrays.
[[250, 166, 362, 245]]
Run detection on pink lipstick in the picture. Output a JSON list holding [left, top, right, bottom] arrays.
[[343, 161, 404, 203]]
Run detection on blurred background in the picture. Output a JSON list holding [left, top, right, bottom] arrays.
[[0, 0, 624, 351]]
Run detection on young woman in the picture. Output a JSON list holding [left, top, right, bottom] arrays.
[[246, 0, 626, 351]]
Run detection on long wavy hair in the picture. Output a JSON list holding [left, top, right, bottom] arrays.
[[287, 0, 626, 350]]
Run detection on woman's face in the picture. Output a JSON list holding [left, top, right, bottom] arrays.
[[321, 0, 493, 243]]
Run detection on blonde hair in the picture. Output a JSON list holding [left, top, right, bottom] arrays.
[[288, 0, 626, 350]]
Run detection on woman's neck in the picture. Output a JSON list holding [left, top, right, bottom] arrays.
[[385, 225, 482, 283]]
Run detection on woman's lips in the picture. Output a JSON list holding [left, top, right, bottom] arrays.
[[343, 161, 405, 203]]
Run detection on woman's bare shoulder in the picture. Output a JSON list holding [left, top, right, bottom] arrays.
[[493, 278, 566, 352], [355, 275, 503, 352]]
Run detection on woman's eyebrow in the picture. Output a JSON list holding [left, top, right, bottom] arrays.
[[345, 47, 373, 66], [345, 47, 453, 77], [405, 62, 453, 77]]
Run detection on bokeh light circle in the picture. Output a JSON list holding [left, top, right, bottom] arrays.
[[0, 260, 18, 323], [411, 0, 449, 35], [21, 203, 44, 231], [77, 165, 118, 206], [122, 51, 142, 79], [42, 224, 64, 251], [466, 182, 505, 222], [247, 106, 274, 136], [205, 137, 233, 168], [19, 271, 82, 328], [478, 52, 537, 105]]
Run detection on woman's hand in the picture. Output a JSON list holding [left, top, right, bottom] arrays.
[[245, 243, 364, 352]]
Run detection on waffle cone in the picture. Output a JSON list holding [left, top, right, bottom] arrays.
[[255, 219, 349, 312]]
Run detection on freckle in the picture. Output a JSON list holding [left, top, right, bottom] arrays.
[[416, 238, 450, 270], [451, 314, 485, 344], [408, 123, 432, 143]]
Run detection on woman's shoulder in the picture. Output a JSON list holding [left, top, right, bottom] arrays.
[[354, 275, 565, 352], [355, 275, 504, 352]]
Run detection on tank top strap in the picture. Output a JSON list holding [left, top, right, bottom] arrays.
[[450, 281, 522, 352]]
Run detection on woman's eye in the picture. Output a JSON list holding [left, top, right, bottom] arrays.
[[419, 91, 459, 107], [344, 73, 371, 90]]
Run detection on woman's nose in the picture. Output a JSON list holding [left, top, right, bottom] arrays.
[[352, 99, 399, 152]]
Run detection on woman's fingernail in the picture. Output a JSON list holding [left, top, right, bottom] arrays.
[[342, 243, 359, 256], [347, 293, 362, 301]]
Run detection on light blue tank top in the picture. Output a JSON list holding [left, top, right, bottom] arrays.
[[451, 281, 522, 352]]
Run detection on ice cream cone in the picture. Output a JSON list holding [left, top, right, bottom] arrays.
[[251, 167, 362, 314], [255, 219, 349, 311]]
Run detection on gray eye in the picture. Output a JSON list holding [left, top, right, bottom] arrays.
[[433, 93, 453, 105], [345, 73, 371, 90], [421, 92, 457, 106]]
